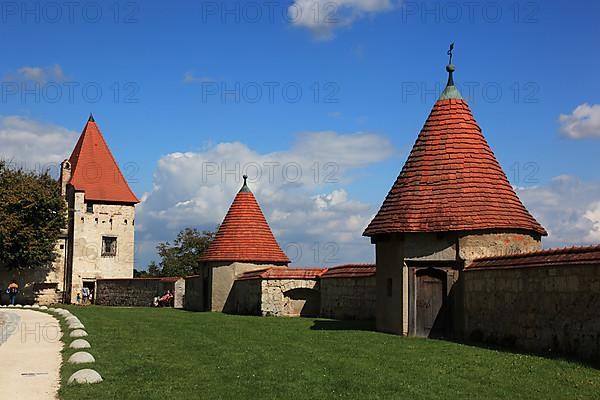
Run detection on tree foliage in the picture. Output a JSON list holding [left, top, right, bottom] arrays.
[[142, 227, 216, 277], [0, 161, 66, 271]]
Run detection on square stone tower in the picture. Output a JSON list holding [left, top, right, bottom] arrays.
[[59, 114, 139, 303]]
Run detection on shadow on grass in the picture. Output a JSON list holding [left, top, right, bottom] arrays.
[[309, 319, 375, 331], [448, 336, 600, 370]]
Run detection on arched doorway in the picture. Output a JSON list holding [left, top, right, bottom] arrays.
[[415, 268, 448, 338]]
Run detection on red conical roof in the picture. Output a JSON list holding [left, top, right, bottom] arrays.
[[364, 97, 546, 237], [68, 115, 139, 204], [200, 179, 290, 264]]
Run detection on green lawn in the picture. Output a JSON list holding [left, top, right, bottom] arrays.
[[57, 306, 600, 400]]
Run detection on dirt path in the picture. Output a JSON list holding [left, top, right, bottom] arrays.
[[0, 309, 63, 400]]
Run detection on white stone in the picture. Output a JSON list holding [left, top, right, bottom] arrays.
[[32, 304, 40, 309], [65, 316, 81, 324], [68, 369, 103, 384], [68, 352, 96, 364], [23, 305, 31, 308], [40, 306, 48, 310], [14, 304, 22, 308], [68, 322, 85, 330], [69, 339, 91, 349], [70, 329, 88, 338]]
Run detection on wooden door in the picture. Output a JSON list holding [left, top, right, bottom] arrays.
[[415, 269, 446, 338]]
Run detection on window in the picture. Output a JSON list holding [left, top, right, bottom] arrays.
[[86, 202, 93, 213], [387, 278, 393, 297], [101, 237, 117, 257]]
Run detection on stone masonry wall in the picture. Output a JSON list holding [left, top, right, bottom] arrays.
[[463, 264, 600, 361], [260, 279, 320, 317], [320, 276, 376, 320], [184, 275, 204, 311], [68, 191, 135, 302], [96, 278, 182, 307]]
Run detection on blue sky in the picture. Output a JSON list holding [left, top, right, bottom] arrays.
[[1, 0, 599, 268]]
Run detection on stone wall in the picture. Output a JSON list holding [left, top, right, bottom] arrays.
[[96, 278, 184, 307], [463, 262, 600, 361], [184, 275, 205, 311], [320, 276, 376, 320], [209, 262, 280, 312], [226, 279, 261, 315], [260, 279, 320, 317]]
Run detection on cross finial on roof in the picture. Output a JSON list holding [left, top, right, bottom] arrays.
[[88, 113, 95, 122], [447, 42, 454, 65]]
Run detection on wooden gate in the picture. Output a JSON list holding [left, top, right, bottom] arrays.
[[415, 268, 447, 338]]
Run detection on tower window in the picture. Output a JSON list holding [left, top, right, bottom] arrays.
[[86, 203, 93, 213], [101, 237, 117, 257]]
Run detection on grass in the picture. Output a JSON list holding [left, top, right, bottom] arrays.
[[56, 306, 600, 400]]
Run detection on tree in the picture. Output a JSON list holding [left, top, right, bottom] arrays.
[[152, 227, 216, 277], [134, 261, 161, 278], [0, 161, 66, 271]]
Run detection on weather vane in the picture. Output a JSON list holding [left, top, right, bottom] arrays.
[[447, 42, 454, 65]]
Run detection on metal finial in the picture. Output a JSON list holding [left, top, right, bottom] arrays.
[[438, 42, 463, 100], [239, 174, 251, 192], [88, 113, 95, 122]]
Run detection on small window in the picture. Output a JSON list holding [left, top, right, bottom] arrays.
[[86, 203, 93, 213], [101, 237, 117, 257], [387, 278, 393, 297]]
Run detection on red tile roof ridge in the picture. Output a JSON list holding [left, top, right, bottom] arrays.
[[472, 244, 600, 262], [326, 263, 376, 269]]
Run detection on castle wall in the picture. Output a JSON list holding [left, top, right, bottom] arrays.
[[68, 191, 135, 302], [259, 279, 320, 317], [210, 262, 284, 312], [184, 274, 206, 311], [463, 263, 600, 362], [320, 276, 376, 320], [95, 278, 184, 307]]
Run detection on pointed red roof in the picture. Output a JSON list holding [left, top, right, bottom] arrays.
[[200, 178, 290, 264], [364, 66, 546, 237], [67, 115, 139, 204]]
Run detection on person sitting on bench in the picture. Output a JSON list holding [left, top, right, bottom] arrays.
[[158, 290, 174, 307]]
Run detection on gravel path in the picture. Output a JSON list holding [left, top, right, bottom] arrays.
[[0, 309, 63, 399]]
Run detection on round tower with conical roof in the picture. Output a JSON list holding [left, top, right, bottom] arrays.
[[194, 176, 290, 312], [364, 46, 546, 337]]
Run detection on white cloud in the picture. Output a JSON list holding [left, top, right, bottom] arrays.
[[559, 103, 600, 139], [136, 131, 394, 267], [5, 64, 66, 83], [289, 0, 395, 40], [0, 116, 78, 175], [517, 175, 600, 247]]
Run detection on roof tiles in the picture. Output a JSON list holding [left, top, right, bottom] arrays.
[[467, 245, 600, 270], [199, 188, 290, 264], [68, 118, 139, 204], [364, 98, 546, 237]]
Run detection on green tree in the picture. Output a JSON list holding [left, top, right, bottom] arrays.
[[0, 161, 66, 271], [153, 227, 216, 277]]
